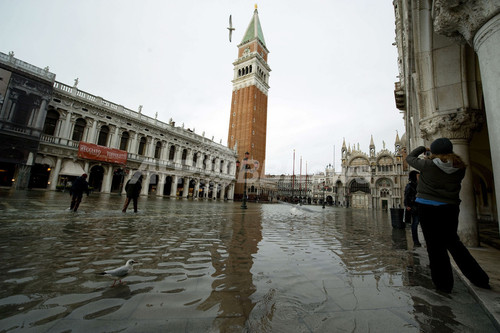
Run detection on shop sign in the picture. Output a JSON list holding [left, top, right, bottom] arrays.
[[78, 142, 127, 165]]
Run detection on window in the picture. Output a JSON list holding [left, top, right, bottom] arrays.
[[72, 118, 86, 141], [43, 109, 59, 135], [154, 141, 162, 159], [97, 125, 109, 146], [169, 145, 175, 161], [120, 132, 129, 151], [181, 149, 188, 165], [138, 137, 147, 155]]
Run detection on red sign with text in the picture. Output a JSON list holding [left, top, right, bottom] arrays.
[[78, 142, 128, 165]]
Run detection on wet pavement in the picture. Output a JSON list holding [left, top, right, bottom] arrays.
[[0, 189, 498, 332]]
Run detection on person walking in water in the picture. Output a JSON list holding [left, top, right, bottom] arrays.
[[404, 170, 421, 247], [69, 173, 89, 212], [122, 172, 143, 213], [406, 138, 490, 293]]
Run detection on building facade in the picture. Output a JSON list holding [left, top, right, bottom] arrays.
[[273, 136, 407, 209], [0, 52, 55, 189], [393, 0, 499, 246], [1, 51, 238, 199], [227, 6, 271, 197]]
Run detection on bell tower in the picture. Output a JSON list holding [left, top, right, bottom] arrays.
[[227, 5, 270, 188]]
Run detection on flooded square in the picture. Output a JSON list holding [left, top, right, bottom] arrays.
[[0, 190, 497, 332]]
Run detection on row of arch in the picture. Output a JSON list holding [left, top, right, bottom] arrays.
[[42, 110, 233, 174]]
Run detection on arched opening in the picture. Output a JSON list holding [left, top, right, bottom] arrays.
[[97, 125, 109, 146], [154, 141, 162, 159], [181, 149, 188, 165], [72, 118, 86, 141], [189, 179, 196, 198], [169, 146, 175, 161], [177, 177, 184, 197], [164, 176, 172, 196], [28, 163, 51, 188], [138, 137, 147, 155], [193, 153, 198, 166], [89, 165, 105, 191], [12, 91, 35, 126], [149, 174, 158, 194], [43, 109, 59, 136], [111, 168, 125, 193], [119, 131, 129, 151]]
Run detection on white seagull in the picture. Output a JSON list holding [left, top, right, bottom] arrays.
[[227, 15, 235, 42], [97, 259, 137, 287]]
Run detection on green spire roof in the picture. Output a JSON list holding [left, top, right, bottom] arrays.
[[241, 8, 266, 47]]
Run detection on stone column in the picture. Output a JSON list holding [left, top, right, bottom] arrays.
[[157, 173, 166, 197], [62, 111, 72, 139], [35, 97, 49, 129], [88, 119, 98, 144], [183, 177, 189, 198], [141, 172, 150, 196], [194, 179, 200, 198], [112, 126, 120, 148], [474, 14, 500, 230], [220, 183, 226, 200], [170, 175, 178, 198], [433, 0, 500, 233], [101, 166, 113, 194], [49, 157, 62, 190], [0, 88, 11, 119], [122, 172, 132, 195], [452, 139, 478, 245]]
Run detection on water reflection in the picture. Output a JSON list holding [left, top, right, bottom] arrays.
[[0, 190, 497, 332]]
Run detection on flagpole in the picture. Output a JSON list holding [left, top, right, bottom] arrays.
[[292, 149, 295, 201]]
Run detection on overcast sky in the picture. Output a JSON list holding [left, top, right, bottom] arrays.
[[0, 0, 404, 175]]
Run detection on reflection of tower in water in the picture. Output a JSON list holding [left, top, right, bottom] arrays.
[[198, 211, 263, 330]]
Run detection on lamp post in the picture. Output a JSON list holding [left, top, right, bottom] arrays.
[[322, 181, 326, 209], [241, 152, 250, 209]]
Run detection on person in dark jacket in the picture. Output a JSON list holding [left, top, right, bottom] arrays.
[[69, 173, 89, 212], [122, 172, 143, 213], [404, 170, 421, 247], [406, 138, 490, 293]]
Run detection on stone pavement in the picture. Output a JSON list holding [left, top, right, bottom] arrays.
[[455, 245, 500, 331]]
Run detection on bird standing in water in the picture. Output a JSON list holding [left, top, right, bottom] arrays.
[[97, 259, 137, 287]]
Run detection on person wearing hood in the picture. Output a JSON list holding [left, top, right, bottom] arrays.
[[406, 138, 490, 293], [69, 173, 89, 212], [404, 170, 421, 247], [122, 172, 143, 213]]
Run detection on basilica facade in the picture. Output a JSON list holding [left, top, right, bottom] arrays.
[[274, 135, 407, 209], [0, 51, 238, 199], [393, 1, 499, 245]]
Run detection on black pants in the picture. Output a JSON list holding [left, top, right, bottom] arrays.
[[418, 203, 489, 291], [122, 197, 138, 212], [70, 193, 83, 212]]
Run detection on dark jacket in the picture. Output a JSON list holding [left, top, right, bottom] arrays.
[[404, 180, 418, 212], [406, 146, 465, 205], [125, 178, 142, 198], [70, 176, 89, 196]]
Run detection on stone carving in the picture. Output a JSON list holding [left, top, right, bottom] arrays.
[[419, 109, 484, 140], [433, 0, 500, 45]]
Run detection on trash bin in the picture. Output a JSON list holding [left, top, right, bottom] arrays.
[[390, 208, 405, 229]]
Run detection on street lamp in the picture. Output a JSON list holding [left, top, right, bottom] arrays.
[[241, 152, 250, 209], [322, 181, 326, 209]]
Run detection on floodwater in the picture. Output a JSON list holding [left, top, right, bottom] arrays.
[[0, 189, 497, 332]]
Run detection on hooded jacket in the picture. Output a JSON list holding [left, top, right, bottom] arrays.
[[406, 146, 465, 205]]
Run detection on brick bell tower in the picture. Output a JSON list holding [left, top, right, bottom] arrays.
[[227, 5, 270, 195]]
